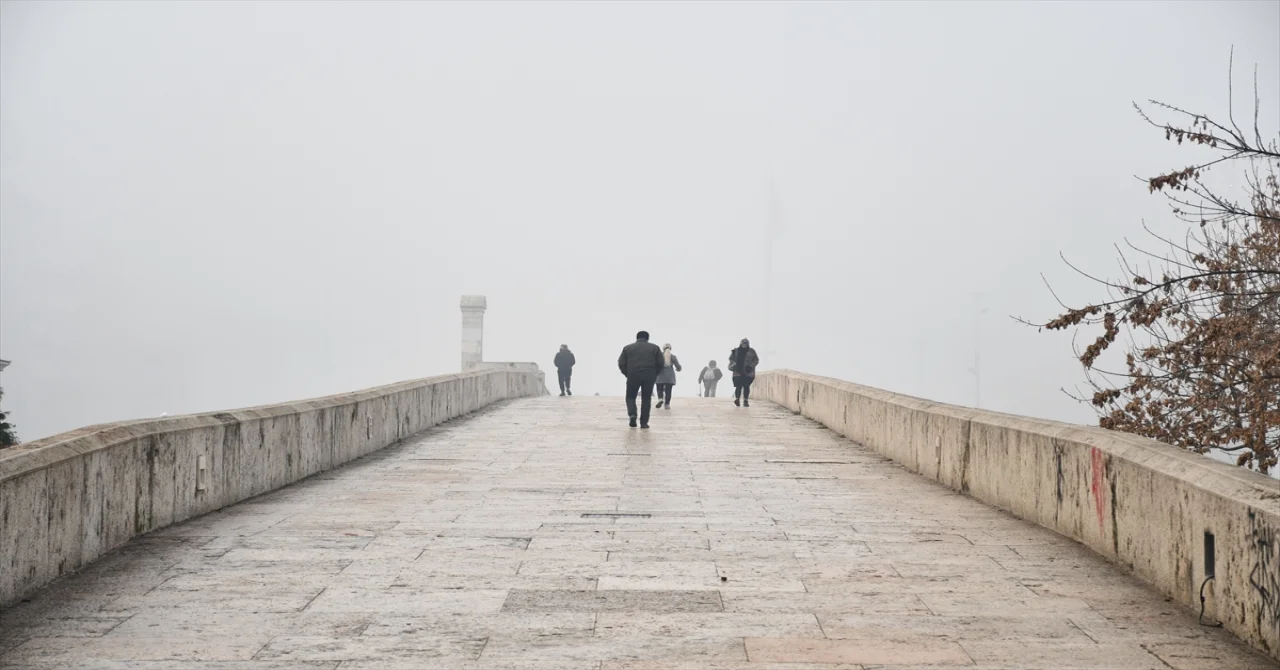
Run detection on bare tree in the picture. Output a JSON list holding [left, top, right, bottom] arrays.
[[1037, 61, 1279, 474]]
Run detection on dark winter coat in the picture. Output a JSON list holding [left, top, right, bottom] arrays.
[[618, 340, 664, 377], [554, 350, 576, 371], [728, 347, 759, 377]]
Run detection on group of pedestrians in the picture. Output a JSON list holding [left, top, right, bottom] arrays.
[[614, 332, 758, 428], [553, 334, 759, 427]]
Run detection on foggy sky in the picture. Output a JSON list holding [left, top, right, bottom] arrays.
[[2, 1, 1278, 442]]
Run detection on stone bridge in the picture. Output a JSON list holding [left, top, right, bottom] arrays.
[[1, 300, 1277, 669]]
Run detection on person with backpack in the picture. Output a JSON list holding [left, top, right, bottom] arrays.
[[553, 344, 575, 396], [728, 338, 759, 407], [654, 343, 682, 409], [698, 360, 723, 397]]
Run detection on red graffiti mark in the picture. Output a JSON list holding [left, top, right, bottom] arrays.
[[1090, 447, 1108, 530]]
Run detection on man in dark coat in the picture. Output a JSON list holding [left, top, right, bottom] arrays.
[[728, 338, 760, 407], [554, 344, 575, 396], [617, 330, 664, 428]]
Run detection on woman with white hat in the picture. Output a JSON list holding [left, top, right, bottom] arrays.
[[654, 343, 682, 409]]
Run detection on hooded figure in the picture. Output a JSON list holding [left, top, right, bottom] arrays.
[[727, 338, 759, 407], [698, 360, 724, 397], [554, 344, 575, 396], [654, 343, 682, 409]]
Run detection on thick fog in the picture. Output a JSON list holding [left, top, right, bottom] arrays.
[[1, 1, 1277, 442]]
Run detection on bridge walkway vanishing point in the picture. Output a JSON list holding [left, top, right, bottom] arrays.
[[1, 396, 1275, 670]]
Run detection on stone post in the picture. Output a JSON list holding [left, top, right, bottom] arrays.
[[460, 295, 486, 371]]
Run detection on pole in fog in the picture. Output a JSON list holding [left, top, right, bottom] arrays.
[[970, 293, 988, 408], [763, 170, 784, 366]]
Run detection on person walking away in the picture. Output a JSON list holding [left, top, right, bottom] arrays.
[[618, 331, 664, 428], [698, 360, 723, 397], [655, 344, 682, 409], [729, 338, 759, 407], [553, 345, 576, 396]]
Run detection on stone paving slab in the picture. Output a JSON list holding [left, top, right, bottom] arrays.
[[1, 397, 1276, 669]]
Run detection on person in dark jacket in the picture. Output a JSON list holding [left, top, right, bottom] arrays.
[[654, 343, 682, 409], [698, 360, 723, 397], [728, 338, 759, 407], [553, 344, 576, 396], [617, 331, 664, 428]]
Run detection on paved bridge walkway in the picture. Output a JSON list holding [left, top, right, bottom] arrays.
[[1, 397, 1273, 669]]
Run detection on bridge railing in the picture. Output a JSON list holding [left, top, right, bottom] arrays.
[[0, 368, 546, 606], [757, 369, 1280, 662]]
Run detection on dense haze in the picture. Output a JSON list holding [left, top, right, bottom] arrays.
[[1, 1, 1277, 442]]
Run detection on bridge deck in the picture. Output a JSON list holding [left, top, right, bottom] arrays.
[[1, 397, 1272, 669]]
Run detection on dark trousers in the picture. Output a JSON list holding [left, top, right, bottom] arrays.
[[655, 383, 672, 405], [733, 375, 753, 401], [625, 371, 657, 424], [557, 369, 572, 394]]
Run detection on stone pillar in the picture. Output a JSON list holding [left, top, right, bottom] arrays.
[[460, 296, 486, 371]]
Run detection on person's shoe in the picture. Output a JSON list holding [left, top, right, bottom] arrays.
[[567, 390, 572, 396], [664, 404, 671, 410], [734, 398, 741, 407], [559, 392, 566, 397], [655, 400, 664, 409], [629, 416, 638, 428], [640, 423, 649, 429], [743, 400, 750, 407]]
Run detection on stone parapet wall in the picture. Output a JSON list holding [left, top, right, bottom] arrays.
[[472, 362, 548, 393], [756, 369, 1280, 661], [0, 368, 545, 606]]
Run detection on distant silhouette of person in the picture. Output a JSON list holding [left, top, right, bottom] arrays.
[[655, 343, 682, 409], [729, 338, 759, 407], [618, 331, 664, 428], [698, 360, 723, 397], [554, 344, 576, 396]]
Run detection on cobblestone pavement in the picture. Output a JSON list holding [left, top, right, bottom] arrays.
[[2, 396, 1275, 669]]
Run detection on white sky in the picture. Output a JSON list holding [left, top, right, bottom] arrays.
[[2, 0, 1278, 441]]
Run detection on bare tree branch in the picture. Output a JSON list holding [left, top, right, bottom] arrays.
[[1030, 59, 1279, 474]]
